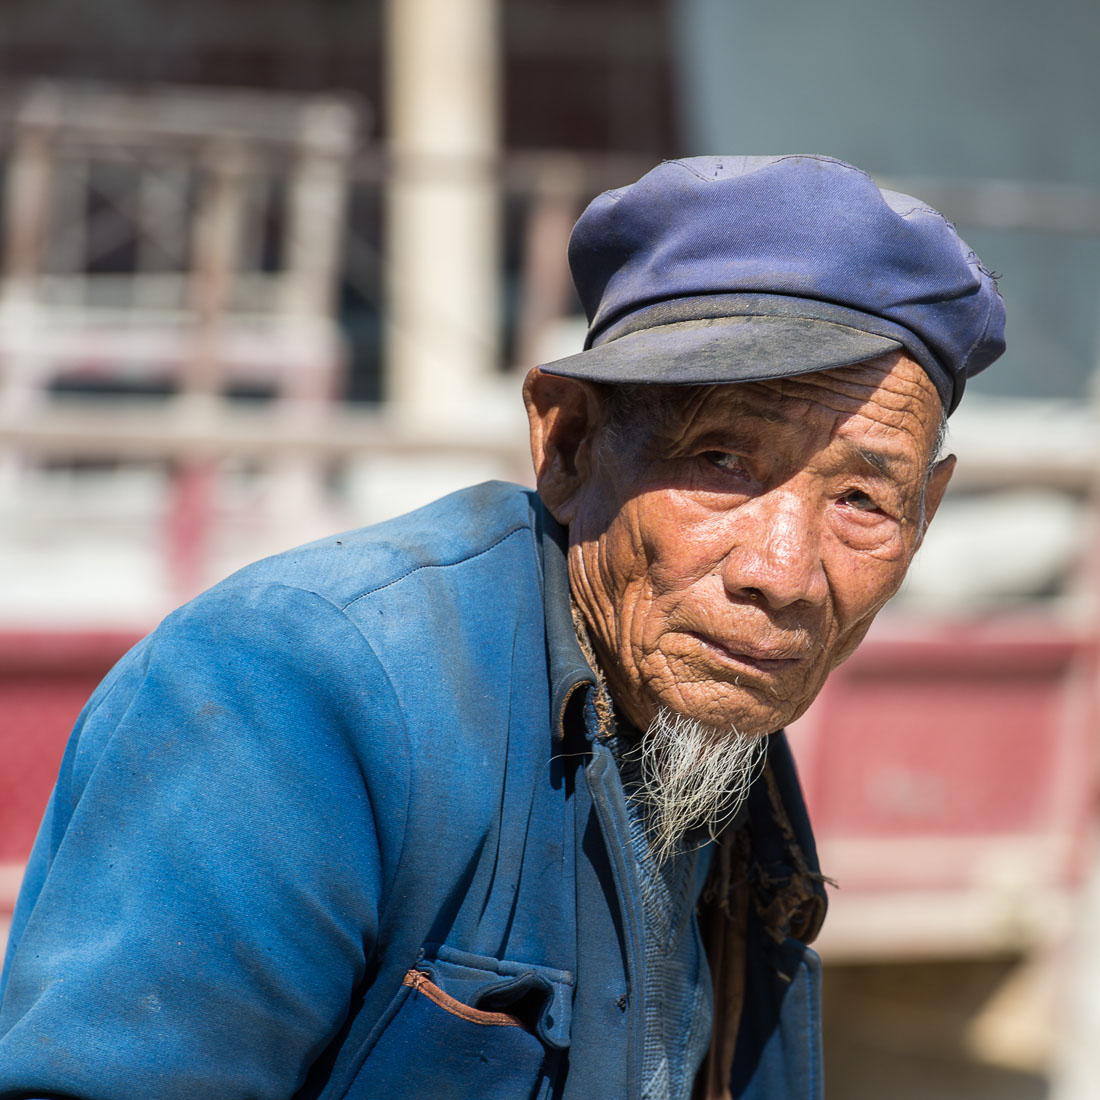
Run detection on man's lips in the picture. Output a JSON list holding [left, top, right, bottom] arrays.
[[682, 630, 810, 672]]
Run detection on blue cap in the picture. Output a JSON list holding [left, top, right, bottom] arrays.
[[542, 155, 1006, 414]]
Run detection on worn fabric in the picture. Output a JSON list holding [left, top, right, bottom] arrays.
[[0, 481, 826, 1100]]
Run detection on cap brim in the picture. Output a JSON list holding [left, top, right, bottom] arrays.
[[539, 314, 902, 385]]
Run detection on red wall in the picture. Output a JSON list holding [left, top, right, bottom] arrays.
[[0, 632, 141, 863]]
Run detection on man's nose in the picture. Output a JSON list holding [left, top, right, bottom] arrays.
[[719, 488, 829, 610]]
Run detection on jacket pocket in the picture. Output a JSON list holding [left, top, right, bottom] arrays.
[[401, 968, 530, 1029], [342, 946, 574, 1100]]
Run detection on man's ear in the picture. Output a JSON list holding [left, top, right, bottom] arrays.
[[522, 367, 606, 524], [917, 453, 956, 547]]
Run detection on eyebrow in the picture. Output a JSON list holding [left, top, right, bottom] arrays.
[[848, 443, 913, 479], [856, 447, 893, 474]]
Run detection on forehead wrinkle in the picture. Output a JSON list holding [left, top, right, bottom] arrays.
[[656, 385, 727, 449], [663, 380, 866, 460], [738, 378, 879, 441], [770, 372, 891, 416], [628, 352, 942, 459], [770, 359, 941, 447], [644, 383, 794, 451], [782, 354, 938, 406], [710, 380, 828, 428]]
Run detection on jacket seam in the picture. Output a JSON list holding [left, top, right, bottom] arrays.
[[338, 524, 531, 611]]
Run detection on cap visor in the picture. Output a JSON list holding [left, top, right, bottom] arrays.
[[540, 314, 902, 385]]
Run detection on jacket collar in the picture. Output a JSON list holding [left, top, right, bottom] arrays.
[[535, 494, 597, 740]]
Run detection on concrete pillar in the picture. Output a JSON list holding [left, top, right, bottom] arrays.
[[384, 0, 501, 422]]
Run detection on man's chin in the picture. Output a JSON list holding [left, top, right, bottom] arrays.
[[652, 692, 794, 740], [643, 664, 819, 738]]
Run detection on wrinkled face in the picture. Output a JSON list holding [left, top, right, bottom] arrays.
[[527, 352, 952, 736]]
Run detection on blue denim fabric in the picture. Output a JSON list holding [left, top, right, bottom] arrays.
[[0, 482, 824, 1100]]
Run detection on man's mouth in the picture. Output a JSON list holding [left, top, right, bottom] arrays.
[[683, 631, 809, 673]]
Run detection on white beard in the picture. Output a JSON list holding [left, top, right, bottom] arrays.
[[627, 707, 769, 866]]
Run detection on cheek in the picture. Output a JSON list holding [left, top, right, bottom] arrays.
[[589, 502, 736, 700], [626, 516, 738, 651], [821, 542, 912, 656], [630, 494, 735, 585]]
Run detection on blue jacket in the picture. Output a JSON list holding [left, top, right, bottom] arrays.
[[0, 482, 826, 1100]]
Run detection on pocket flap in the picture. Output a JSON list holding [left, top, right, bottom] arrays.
[[420, 942, 575, 1050]]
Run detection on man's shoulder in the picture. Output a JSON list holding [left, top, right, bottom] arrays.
[[214, 479, 543, 611], [81, 480, 548, 775]]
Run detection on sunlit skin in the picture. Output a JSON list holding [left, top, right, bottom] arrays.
[[524, 351, 955, 736]]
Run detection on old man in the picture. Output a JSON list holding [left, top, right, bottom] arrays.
[[0, 155, 1004, 1100]]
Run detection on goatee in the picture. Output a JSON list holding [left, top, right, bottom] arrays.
[[627, 707, 769, 866]]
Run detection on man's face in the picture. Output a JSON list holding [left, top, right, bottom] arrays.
[[527, 351, 953, 736]]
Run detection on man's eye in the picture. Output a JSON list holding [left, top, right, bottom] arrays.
[[701, 451, 747, 473], [840, 489, 880, 512]]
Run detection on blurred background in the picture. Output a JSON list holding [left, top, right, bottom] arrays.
[[0, 1, 1097, 1096]]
